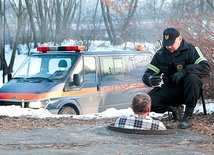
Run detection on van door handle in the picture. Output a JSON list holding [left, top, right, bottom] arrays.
[[97, 84, 100, 91]]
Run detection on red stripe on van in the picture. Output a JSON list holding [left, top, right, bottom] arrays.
[[0, 87, 98, 101]]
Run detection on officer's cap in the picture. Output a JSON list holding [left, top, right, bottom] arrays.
[[162, 28, 180, 46]]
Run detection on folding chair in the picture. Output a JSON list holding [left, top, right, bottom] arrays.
[[169, 88, 207, 121], [201, 88, 207, 115]]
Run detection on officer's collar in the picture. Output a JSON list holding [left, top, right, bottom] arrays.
[[180, 39, 191, 51]]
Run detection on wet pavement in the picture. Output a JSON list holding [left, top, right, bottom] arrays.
[[0, 123, 213, 155]]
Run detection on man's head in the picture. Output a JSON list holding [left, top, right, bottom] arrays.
[[162, 28, 182, 53], [131, 93, 151, 114]]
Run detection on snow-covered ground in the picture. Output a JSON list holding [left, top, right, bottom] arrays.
[[0, 102, 213, 119], [0, 42, 213, 119]]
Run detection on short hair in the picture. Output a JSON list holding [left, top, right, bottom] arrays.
[[132, 93, 151, 113]]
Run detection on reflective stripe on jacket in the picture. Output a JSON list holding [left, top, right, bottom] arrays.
[[142, 39, 210, 87]]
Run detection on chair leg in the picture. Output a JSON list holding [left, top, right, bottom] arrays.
[[201, 89, 207, 115]]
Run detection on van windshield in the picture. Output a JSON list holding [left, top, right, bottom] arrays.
[[13, 54, 77, 80]]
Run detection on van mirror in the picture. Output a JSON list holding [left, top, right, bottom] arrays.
[[73, 74, 81, 86]]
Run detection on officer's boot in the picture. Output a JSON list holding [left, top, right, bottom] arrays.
[[178, 107, 194, 129], [167, 106, 183, 123]]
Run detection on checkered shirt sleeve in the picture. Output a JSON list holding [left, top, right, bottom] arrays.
[[115, 114, 166, 130]]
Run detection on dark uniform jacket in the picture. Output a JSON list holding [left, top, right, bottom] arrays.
[[143, 40, 210, 87]]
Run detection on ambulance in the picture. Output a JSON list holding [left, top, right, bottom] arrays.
[[0, 46, 151, 115]]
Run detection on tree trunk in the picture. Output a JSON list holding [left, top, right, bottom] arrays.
[[119, 0, 138, 45], [100, 1, 114, 44], [0, 0, 3, 70], [25, 0, 38, 48]]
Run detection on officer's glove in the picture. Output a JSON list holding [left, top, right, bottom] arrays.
[[149, 75, 161, 86], [173, 71, 184, 85]]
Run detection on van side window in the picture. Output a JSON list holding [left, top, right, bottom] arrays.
[[101, 57, 114, 81], [83, 56, 96, 82], [70, 56, 96, 86], [100, 57, 124, 81], [114, 58, 124, 76]]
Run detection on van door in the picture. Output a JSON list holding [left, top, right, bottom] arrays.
[[68, 56, 100, 114], [98, 55, 137, 112]]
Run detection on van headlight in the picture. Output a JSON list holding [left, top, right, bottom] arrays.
[[29, 99, 50, 109]]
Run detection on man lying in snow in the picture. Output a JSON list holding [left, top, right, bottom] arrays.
[[115, 93, 166, 130]]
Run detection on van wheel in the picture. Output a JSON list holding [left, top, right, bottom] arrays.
[[58, 106, 77, 115]]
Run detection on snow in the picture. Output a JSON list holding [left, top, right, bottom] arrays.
[[0, 42, 213, 119], [0, 102, 213, 119]]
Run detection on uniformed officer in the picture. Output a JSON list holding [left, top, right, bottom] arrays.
[[142, 28, 211, 129]]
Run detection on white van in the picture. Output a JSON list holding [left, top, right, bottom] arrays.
[[0, 46, 151, 115]]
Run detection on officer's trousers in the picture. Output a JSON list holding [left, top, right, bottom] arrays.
[[148, 74, 203, 113]]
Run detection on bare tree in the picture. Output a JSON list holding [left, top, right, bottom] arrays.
[[119, 0, 138, 45], [100, 0, 117, 45], [4, 0, 27, 77], [25, 0, 38, 48], [52, 0, 78, 44], [0, 1, 15, 83], [100, 0, 138, 45], [73, 0, 103, 50], [0, 0, 4, 72]]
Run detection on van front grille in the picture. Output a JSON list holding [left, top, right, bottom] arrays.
[[0, 101, 29, 108]]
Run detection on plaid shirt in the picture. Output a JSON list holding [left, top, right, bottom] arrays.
[[115, 114, 166, 130]]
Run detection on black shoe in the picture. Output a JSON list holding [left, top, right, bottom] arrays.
[[169, 106, 183, 123], [178, 107, 194, 129], [179, 120, 192, 129], [171, 110, 179, 122]]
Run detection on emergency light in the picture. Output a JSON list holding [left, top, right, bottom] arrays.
[[37, 46, 86, 53]]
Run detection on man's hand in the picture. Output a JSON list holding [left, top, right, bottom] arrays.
[[173, 71, 184, 85], [149, 75, 161, 86]]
